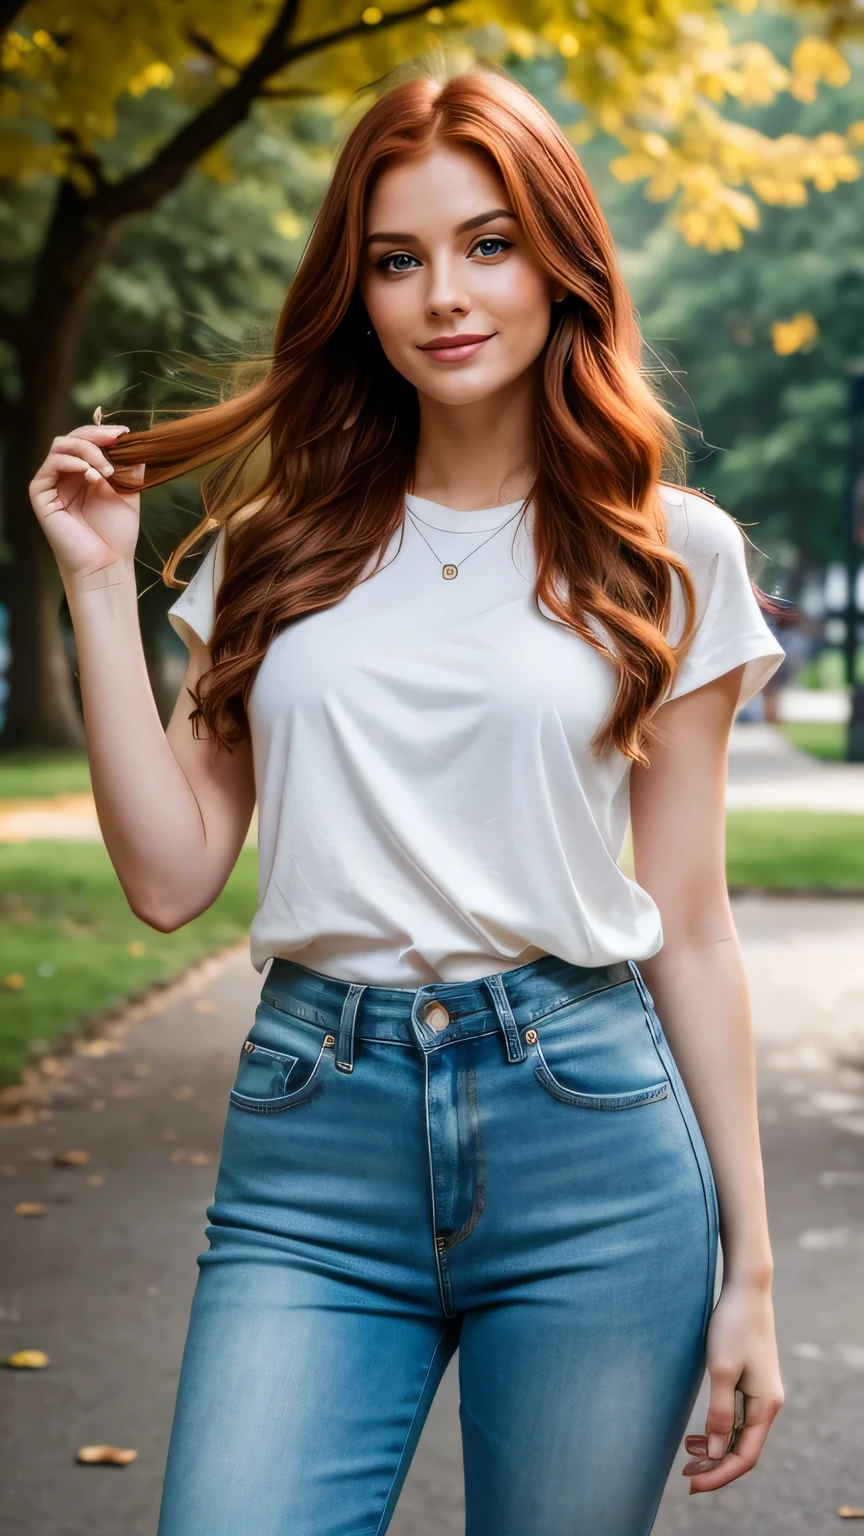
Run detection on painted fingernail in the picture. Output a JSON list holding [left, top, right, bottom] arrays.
[[708, 1434, 726, 1459], [682, 1458, 716, 1476], [685, 1436, 709, 1455]]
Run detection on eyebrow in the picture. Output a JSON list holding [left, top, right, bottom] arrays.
[[365, 208, 517, 246]]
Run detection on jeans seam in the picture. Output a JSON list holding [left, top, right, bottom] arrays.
[[372, 1325, 451, 1536]]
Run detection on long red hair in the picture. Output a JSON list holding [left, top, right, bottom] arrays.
[[109, 67, 697, 764]]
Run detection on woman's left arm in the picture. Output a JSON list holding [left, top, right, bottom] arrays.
[[630, 664, 784, 1495]]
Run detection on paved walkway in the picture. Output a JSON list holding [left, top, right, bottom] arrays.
[[2, 896, 864, 1534]]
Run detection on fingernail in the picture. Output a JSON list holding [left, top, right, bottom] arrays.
[[102, 464, 115, 475], [682, 1458, 716, 1476], [708, 1434, 726, 1459], [685, 1436, 709, 1455], [84, 467, 101, 482], [110, 425, 130, 434]]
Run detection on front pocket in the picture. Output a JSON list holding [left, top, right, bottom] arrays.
[[229, 1001, 332, 1114], [533, 1038, 668, 1109], [527, 979, 670, 1111]]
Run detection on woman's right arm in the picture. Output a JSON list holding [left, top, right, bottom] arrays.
[[29, 423, 255, 931]]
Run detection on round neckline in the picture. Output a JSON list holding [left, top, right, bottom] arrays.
[[405, 493, 528, 534]]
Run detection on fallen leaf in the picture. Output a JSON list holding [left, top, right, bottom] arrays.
[[838, 1510, 864, 1520], [3, 974, 25, 991], [53, 1150, 90, 1167], [75, 1039, 122, 1059], [170, 1149, 212, 1166], [14, 1202, 46, 1217], [76, 1445, 138, 1466], [126, 940, 147, 957], [87, 1174, 105, 1188], [172, 1086, 194, 1101], [6, 1349, 49, 1369]]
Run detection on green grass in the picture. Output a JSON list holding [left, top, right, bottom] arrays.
[[0, 840, 257, 1089], [777, 721, 847, 761], [725, 811, 864, 890], [0, 750, 91, 800]]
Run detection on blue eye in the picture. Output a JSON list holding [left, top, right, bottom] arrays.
[[472, 237, 512, 257], [379, 252, 419, 272]]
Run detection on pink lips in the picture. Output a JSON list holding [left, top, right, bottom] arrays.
[[417, 333, 495, 363]]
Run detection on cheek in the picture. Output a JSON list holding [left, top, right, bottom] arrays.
[[489, 261, 552, 334], [362, 277, 416, 345]]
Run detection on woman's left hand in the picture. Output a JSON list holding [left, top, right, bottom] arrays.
[[683, 1277, 784, 1493]]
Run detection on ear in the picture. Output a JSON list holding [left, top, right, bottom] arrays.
[[552, 284, 568, 304]]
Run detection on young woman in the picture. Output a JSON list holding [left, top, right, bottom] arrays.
[[30, 67, 785, 1536]]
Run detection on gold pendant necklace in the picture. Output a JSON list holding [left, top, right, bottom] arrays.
[[405, 500, 527, 579]]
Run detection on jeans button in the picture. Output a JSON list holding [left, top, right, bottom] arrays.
[[525, 1028, 538, 1044], [422, 1001, 450, 1031]]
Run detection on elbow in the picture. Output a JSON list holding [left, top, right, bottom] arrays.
[[127, 895, 190, 934]]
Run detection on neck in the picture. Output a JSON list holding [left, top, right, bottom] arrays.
[[411, 369, 536, 511]]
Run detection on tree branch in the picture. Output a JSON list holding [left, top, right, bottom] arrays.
[[90, 0, 458, 227]]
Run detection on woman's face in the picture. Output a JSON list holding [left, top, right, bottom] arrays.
[[359, 143, 562, 407]]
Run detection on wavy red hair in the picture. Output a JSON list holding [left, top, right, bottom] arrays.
[[109, 67, 698, 763]]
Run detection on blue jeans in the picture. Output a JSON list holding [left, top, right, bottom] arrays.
[[157, 953, 718, 1536]]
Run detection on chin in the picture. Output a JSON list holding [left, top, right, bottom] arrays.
[[419, 372, 516, 406]]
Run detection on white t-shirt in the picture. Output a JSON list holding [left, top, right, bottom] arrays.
[[167, 486, 783, 986]]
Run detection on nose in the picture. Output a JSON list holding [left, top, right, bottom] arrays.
[[425, 254, 471, 319]]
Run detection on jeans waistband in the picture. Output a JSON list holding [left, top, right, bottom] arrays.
[[260, 954, 637, 1076]]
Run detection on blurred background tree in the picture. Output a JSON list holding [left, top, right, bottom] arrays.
[[1, 0, 863, 743]]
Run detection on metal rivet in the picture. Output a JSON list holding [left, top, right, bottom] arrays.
[[323, 1034, 336, 1047], [243, 1040, 254, 1053], [525, 1028, 538, 1044]]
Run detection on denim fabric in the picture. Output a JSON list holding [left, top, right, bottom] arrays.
[[157, 952, 719, 1536]]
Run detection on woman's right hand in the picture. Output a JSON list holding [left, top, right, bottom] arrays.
[[28, 423, 144, 584]]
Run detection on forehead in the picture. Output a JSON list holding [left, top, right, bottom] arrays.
[[364, 143, 509, 232]]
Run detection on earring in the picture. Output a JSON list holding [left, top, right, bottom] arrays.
[[366, 328, 372, 336]]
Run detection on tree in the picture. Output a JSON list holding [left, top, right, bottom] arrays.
[[1, 0, 862, 744], [575, 11, 864, 571]]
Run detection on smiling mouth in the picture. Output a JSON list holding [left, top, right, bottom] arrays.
[[417, 333, 495, 362]]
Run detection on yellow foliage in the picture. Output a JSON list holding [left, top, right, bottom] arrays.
[[771, 313, 819, 355], [273, 209, 303, 238], [1, 0, 861, 255]]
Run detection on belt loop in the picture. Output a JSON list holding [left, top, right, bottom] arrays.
[[483, 972, 526, 1063], [335, 983, 366, 1073], [628, 960, 654, 1013]]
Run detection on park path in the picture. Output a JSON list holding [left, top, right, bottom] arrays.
[[1, 895, 864, 1534]]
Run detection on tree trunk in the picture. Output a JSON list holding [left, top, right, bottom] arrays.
[[0, 184, 118, 747]]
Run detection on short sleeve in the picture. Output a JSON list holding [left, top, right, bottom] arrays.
[[166, 525, 226, 651], [661, 487, 785, 707]]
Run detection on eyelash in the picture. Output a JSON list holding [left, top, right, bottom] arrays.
[[377, 236, 514, 273]]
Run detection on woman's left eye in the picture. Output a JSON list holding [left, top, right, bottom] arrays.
[[471, 237, 513, 258]]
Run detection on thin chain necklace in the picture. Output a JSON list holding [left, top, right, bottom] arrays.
[[405, 497, 527, 580]]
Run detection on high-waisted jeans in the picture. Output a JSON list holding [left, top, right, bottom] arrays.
[[157, 952, 719, 1536]]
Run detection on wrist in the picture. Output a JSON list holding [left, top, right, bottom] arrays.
[[65, 558, 137, 600], [721, 1256, 774, 1292]]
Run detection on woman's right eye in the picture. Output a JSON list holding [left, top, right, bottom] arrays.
[[378, 252, 420, 273]]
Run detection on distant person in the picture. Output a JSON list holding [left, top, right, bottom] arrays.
[[29, 68, 785, 1536]]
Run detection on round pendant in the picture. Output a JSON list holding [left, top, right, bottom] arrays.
[[442, 563, 458, 580]]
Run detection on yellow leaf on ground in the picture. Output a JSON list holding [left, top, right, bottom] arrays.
[[76, 1445, 138, 1466], [3, 974, 25, 990], [14, 1202, 46, 1217], [6, 1350, 49, 1369], [54, 1150, 90, 1166], [172, 1085, 194, 1101], [838, 1511, 864, 1520]]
